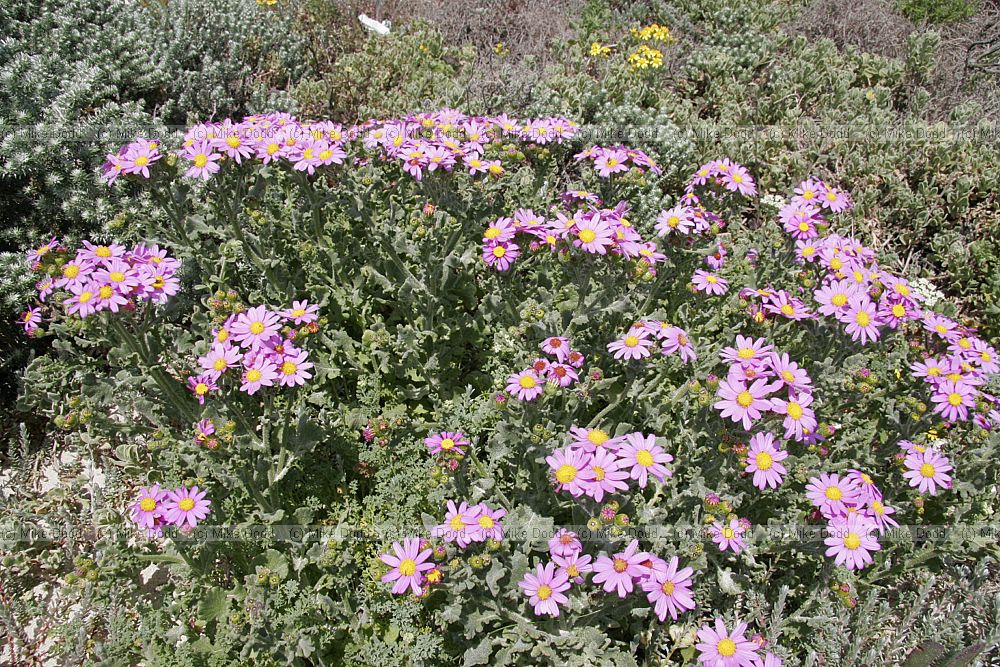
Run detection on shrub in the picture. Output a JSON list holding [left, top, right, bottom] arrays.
[[7, 108, 999, 666]]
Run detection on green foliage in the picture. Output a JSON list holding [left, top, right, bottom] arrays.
[[895, 0, 977, 25]]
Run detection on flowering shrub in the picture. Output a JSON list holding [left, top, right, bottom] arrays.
[[12, 105, 1000, 666]]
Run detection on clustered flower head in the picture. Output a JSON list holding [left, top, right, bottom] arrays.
[[546, 427, 674, 500], [631, 23, 675, 44], [574, 145, 662, 177], [606, 319, 696, 364], [804, 469, 898, 571], [380, 499, 506, 597], [504, 336, 587, 401], [21, 239, 180, 331], [627, 44, 664, 70], [517, 532, 697, 623], [130, 485, 211, 537], [482, 199, 668, 275], [189, 301, 318, 402], [103, 110, 579, 186]]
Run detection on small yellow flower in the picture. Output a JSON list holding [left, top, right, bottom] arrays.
[[589, 41, 611, 57], [632, 24, 675, 44], [628, 44, 663, 71]]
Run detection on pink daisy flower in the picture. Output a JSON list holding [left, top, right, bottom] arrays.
[[641, 556, 696, 622], [692, 270, 729, 296], [546, 362, 579, 387], [130, 485, 166, 531], [767, 352, 812, 392], [380, 537, 435, 595], [618, 432, 673, 488], [469, 502, 506, 542], [594, 148, 630, 178], [231, 306, 282, 350], [930, 379, 976, 422], [824, 513, 880, 570], [769, 391, 817, 442], [432, 500, 481, 548], [714, 377, 777, 430], [573, 215, 614, 254], [182, 140, 222, 180], [548, 529, 582, 558], [187, 374, 218, 405], [660, 326, 697, 363], [424, 431, 469, 456], [483, 217, 516, 243], [592, 539, 648, 597], [518, 562, 571, 617], [483, 241, 520, 271], [545, 447, 594, 497], [161, 486, 211, 528], [710, 518, 747, 554], [198, 343, 243, 378], [281, 300, 319, 325], [805, 473, 860, 517], [541, 336, 570, 362], [902, 448, 953, 495], [553, 552, 593, 585], [275, 349, 314, 387], [813, 280, 857, 317], [63, 282, 100, 318], [506, 369, 544, 401], [607, 328, 654, 360], [240, 356, 279, 395], [838, 296, 881, 345], [655, 206, 694, 236], [696, 619, 760, 667], [581, 448, 630, 502], [567, 425, 621, 453], [744, 432, 788, 490], [720, 335, 774, 368], [20, 307, 41, 333]]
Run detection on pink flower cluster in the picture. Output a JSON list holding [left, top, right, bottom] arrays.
[[518, 532, 696, 622], [805, 470, 897, 570], [379, 499, 506, 597], [483, 201, 667, 273], [686, 158, 758, 197], [129, 484, 211, 537], [22, 240, 180, 330], [505, 336, 586, 401], [713, 336, 817, 441], [898, 440, 954, 496], [573, 145, 662, 178], [104, 110, 579, 185], [188, 301, 318, 403], [696, 618, 782, 667], [546, 428, 674, 500], [606, 319, 696, 364]]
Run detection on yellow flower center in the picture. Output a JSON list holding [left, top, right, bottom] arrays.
[[895, 284, 911, 296], [217, 329, 229, 343], [492, 245, 506, 258], [63, 264, 80, 278], [927, 366, 941, 377], [518, 375, 537, 389], [95, 246, 111, 258], [947, 392, 963, 406], [825, 486, 842, 500], [958, 337, 971, 349], [855, 311, 871, 327], [624, 335, 640, 347], [213, 358, 228, 371], [440, 438, 455, 450], [194, 383, 209, 395], [139, 498, 156, 512], [399, 559, 416, 577], [567, 565, 580, 577], [736, 391, 753, 408], [636, 450, 654, 467], [717, 639, 737, 657], [786, 402, 803, 420], [193, 154, 208, 168], [892, 304, 906, 318], [755, 451, 773, 470], [832, 293, 848, 307], [484, 227, 501, 239], [134, 155, 149, 167], [722, 527, 736, 539], [797, 221, 810, 232], [152, 276, 165, 289], [920, 463, 936, 478], [578, 229, 597, 243], [587, 430, 609, 446], [245, 369, 262, 383], [537, 584, 552, 600], [872, 500, 884, 515], [592, 465, 606, 481], [830, 258, 843, 270], [781, 304, 795, 316], [478, 516, 494, 529], [249, 321, 266, 335], [781, 371, 795, 382], [861, 473, 874, 485], [661, 580, 675, 594], [281, 361, 297, 376], [226, 136, 241, 148], [555, 465, 577, 484], [178, 498, 195, 511], [706, 275, 718, 284], [612, 558, 628, 573], [98, 285, 113, 299], [109, 271, 125, 283], [802, 246, 816, 257], [78, 291, 93, 303], [843, 532, 861, 550], [737, 347, 755, 360]]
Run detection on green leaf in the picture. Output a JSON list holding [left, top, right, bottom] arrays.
[[198, 587, 228, 622]]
